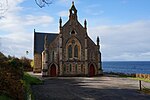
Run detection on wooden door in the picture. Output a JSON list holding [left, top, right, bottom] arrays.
[[89, 64, 95, 76], [50, 64, 56, 77]]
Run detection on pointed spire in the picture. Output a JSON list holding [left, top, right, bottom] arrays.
[[69, 1, 77, 20], [72, 1, 74, 5], [84, 19, 87, 29], [59, 17, 62, 29], [97, 36, 100, 46]]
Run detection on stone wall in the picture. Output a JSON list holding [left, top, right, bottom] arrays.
[[33, 53, 42, 73]]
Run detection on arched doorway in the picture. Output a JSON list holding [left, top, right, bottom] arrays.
[[50, 64, 56, 77], [89, 64, 95, 76]]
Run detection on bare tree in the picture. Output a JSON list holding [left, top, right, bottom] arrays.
[[35, 0, 53, 8], [0, 0, 8, 18]]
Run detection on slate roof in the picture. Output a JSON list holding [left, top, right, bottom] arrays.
[[34, 32, 58, 54]]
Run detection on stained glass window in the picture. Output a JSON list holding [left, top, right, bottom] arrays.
[[74, 45, 78, 58], [68, 45, 72, 58]]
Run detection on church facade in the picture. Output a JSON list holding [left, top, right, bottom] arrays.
[[33, 2, 102, 77]]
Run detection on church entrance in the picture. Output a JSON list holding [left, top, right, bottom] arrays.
[[50, 64, 56, 77], [89, 64, 95, 76]]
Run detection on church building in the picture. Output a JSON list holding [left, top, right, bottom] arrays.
[[33, 2, 102, 77]]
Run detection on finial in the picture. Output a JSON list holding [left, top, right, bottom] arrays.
[[97, 36, 100, 46], [84, 19, 87, 29], [72, 1, 74, 5], [59, 17, 62, 23], [59, 17, 62, 27]]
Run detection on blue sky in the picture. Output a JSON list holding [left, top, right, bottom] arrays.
[[0, 0, 150, 61]]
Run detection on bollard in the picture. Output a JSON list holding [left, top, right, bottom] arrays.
[[139, 80, 142, 91]]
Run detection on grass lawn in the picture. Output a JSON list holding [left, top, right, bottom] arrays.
[[126, 76, 150, 95], [131, 77, 150, 83], [23, 72, 43, 100]]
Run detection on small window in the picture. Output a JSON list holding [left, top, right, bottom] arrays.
[[75, 64, 77, 73], [71, 30, 75, 34], [70, 64, 72, 72], [52, 51, 54, 61]]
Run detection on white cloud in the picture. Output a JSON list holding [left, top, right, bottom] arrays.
[[140, 52, 150, 56], [58, 10, 68, 17], [89, 20, 150, 61], [0, 0, 54, 58], [25, 15, 53, 26]]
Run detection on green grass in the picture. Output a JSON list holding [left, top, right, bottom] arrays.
[[129, 77, 150, 95], [23, 72, 42, 100], [130, 77, 150, 83], [23, 72, 42, 85]]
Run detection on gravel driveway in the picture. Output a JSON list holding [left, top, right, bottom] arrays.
[[31, 75, 150, 100]]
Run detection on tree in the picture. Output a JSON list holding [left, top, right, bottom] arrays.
[[35, 0, 53, 8]]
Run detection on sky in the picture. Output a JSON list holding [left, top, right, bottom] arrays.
[[0, 0, 150, 61]]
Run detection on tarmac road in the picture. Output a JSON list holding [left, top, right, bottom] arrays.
[[31, 75, 150, 100]]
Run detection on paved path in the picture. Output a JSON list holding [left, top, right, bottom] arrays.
[[31, 74, 150, 100]]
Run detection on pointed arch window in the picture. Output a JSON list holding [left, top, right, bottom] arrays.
[[52, 51, 54, 61], [75, 64, 78, 73], [68, 45, 72, 58], [74, 45, 78, 58]]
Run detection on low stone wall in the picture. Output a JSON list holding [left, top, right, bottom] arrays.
[[136, 74, 150, 80]]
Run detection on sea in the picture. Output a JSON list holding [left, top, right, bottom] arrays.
[[102, 61, 150, 74]]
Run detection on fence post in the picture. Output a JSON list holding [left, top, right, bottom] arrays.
[[139, 80, 142, 91]]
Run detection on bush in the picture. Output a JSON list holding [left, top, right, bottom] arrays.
[[21, 57, 33, 71], [0, 62, 25, 100], [0, 52, 24, 100], [30, 60, 34, 68]]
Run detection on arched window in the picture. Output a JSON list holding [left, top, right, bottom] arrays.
[[68, 45, 72, 58], [74, 45, 78, 58], [71, 30, 75, 34], [52, 51, 54, 61], [75, 64, 77, 73]]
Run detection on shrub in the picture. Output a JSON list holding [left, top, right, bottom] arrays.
[[21, 57, 33, 71], [0, 52, 25, 100]]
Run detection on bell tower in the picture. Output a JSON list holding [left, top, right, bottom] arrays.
[[69, 1, 77, 20]]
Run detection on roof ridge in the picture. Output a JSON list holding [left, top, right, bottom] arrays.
[[35, 31, 58, 34]]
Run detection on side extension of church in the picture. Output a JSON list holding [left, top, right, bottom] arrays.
[[33, 2, 102, 77]]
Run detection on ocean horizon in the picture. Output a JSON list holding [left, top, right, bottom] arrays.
[[102, 61, 150, 74]]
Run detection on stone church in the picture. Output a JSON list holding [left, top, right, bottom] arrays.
[[33, 2, 102, 77]]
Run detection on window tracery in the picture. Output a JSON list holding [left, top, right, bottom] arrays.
[[66, 38, 81, 60]]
